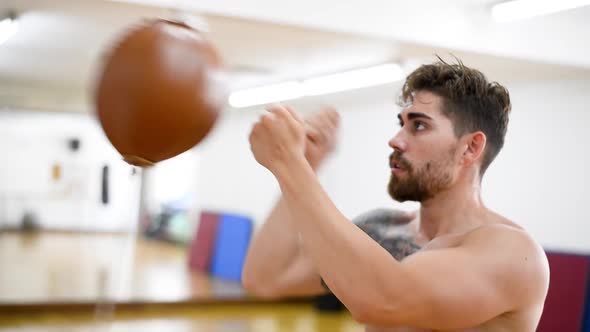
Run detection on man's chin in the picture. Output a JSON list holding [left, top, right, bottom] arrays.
[[388, 181, 422, 203], [388, 193, 417, 203], [388, 183, 409, 202]]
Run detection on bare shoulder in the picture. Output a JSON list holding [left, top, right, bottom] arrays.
[[466, 217, 545, 260], [464, 218, 550, 306]]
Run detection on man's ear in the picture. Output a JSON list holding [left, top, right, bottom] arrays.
[[461, 131, 486, 166]]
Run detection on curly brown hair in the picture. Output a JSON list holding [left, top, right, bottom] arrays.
[[399, 56, 511, 176]]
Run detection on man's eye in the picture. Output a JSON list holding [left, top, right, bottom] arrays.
[[414, 121, 426, 131]]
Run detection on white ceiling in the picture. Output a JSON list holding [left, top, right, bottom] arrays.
[[134, 0, 590, 68], [0, 0, 589, 112]]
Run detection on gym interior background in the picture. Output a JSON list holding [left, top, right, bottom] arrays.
[[0, 0, 589, 331]]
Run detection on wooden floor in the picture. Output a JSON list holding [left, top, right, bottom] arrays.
[[0, 231, 362, 331], [0, 302, 363, 332], [0, 231, 246, 305]]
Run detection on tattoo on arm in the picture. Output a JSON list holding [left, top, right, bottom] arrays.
[[320, 209, 421, 291]]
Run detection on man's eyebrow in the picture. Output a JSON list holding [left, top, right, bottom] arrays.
[[408, 112, 433, 120], [397, 112, 433, 122]]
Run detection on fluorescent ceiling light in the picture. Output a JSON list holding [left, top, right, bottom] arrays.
[[229, 63, 403, 108], [0, 14, 18, 46], [492, 0, 590, 22], [228, 81, 304, 109], [303, 64, 403, 96]]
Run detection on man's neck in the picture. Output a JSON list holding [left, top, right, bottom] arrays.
[[418, 178, 487, 240]]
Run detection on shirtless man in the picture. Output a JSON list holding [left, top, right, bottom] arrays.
[[242, 59, 550, 331]]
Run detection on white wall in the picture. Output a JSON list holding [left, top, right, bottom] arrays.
[[483, 80, 590, 253], [194, 79, 590, 253], [0, 111, 141, 232]]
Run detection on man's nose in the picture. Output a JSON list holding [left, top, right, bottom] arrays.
[[388, 131, 407, 153]]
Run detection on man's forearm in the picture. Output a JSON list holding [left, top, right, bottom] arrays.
[[242, 196, 301, 288], [275, 156, 406, 309]]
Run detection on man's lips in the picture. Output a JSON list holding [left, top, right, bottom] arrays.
[[390, 160, 406, 174]]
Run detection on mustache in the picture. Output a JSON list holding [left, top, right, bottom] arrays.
[[389, 151, 412, 170]]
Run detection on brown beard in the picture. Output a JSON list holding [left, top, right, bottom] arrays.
[[387, 149, 455, 202]]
